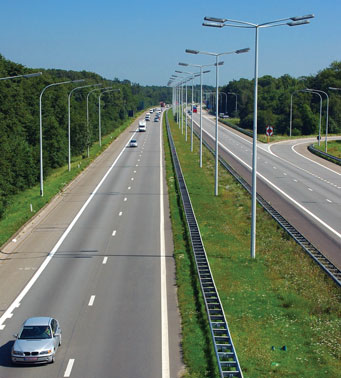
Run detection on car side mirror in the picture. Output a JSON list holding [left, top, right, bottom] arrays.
[[54, 332, 61, 337]]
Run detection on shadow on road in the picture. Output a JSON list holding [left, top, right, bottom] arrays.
[[0, 340, 14, 367]]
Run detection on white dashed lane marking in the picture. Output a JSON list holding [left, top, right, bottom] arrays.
[[326, 199, 332, 203], [88, 295, 95, 306], [112, 230, 117, 236], [119, 212, 122, 216], [124, 197, 127, 202], [64, 359, 75, 377], [102, 257, 108, 264]]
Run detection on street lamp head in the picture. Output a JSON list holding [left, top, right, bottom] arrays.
[[24, 72, 42, 78], [186, 49, 199, 54], [291, 14, 314, 21], [202, 22, 224, 28], [236, 48, 250, 54], [179, 62, 189, 66], [204, 16, 226, 23], [287, 20, 310, 26]]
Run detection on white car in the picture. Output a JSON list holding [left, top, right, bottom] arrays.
[[130, 139, 138, 147], [139, 120, 146, 131], [11, 317, 61, 365]]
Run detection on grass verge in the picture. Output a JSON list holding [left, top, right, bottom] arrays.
[[164, 110, 341, 377], [313, 140, 341, 158], [0, 111, 145, 248]]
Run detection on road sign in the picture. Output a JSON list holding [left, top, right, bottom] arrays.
[[266, 126, 274, 136]]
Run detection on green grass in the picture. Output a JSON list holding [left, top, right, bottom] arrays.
[[164, 110, 341, 377], [0, 111, 145, 248], [313, 140, 341, 158]]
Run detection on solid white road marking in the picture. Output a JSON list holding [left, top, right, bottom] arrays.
[[112, 230, 117, 236], [160, 112, 170, 378], [88, 295, 95, 306], [64, 359, 75, 377], [102, 257, 108, 264], [200, 125, 341, 240], [0, 126, 139, 331]]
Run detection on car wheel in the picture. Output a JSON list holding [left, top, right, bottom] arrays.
[[59, 336, 62, 346], [51, 354, 55, 364]]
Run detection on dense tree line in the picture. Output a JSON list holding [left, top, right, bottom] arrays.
[[218, 61, 341, 136], [0, 55, 171, 217]]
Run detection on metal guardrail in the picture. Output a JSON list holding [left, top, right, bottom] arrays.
[[191, 125, 341, 287], [165, 111, 243, 378], [308, 144, 341, 166]]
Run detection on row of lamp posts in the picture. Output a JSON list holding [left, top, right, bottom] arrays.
[[0, 71, 121, 197], [168, 13, 315, 259]]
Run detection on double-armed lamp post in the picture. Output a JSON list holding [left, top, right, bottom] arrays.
[[202, 13, 314, 258], [186, 47, 250, 197]]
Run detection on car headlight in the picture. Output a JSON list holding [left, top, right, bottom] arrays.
[[12, 350, 24, 356], [40, 349, 52, 355]]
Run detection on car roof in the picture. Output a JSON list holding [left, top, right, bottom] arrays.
[[23, 317, 52, 326]]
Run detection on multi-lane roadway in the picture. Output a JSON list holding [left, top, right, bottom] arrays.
[[0, 111, 182, 378], [189, 110, 341, 267]]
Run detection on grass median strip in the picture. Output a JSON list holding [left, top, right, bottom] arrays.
[[164, 110, 340, 377], [0, 111, 144, 248]]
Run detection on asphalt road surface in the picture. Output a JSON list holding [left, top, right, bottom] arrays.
[[0, 112, 182, 378], [188, 110, 341, 268]]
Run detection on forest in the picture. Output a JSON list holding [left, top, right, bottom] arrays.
[[217, 61, 341, 136], [0, 54, 171, 218]]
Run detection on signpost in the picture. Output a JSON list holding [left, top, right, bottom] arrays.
[[266, 125, 274, 142]]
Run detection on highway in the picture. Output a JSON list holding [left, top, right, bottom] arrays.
[[189, 111, 341, 268], [0, 112, 182, 377]]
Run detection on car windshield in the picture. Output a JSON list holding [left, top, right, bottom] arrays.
[[131, 140, 136, 143], [19, 326, 52, 339]]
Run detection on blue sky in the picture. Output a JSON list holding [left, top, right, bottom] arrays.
[[1, 0, 340, 86]]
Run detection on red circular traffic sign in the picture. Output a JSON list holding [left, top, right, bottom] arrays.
[[266, 126, 274, 136]]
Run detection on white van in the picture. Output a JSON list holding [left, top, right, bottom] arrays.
[[139, 120, 146, 132]]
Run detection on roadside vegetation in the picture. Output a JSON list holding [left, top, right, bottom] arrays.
[[164, 110, 341, 377], [0, 111, 144, 248], [0, 54, 171, 219], [314, 140, 341, 158]]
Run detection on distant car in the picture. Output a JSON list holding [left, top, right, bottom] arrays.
[[130, 139, 138, 147], [11, 317, 61, 365], [154, 117, 159, 122]]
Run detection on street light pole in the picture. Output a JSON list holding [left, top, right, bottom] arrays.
[[219, 91, 228, 115], [306, 89, 329, 152], [68, 83, 101, 171], [186, 48, 250, 196], [98, 89, 120, 146], [203, 13, 314, 258], [290, 89, 322, 144], [39, 79, 84, 196], [227, 92, 238, 117]]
